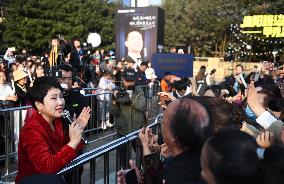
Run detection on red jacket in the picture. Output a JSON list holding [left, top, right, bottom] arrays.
[[15, 111, 83, 184]]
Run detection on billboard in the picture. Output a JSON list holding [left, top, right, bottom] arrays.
[[115, 6, 164, 63], [152, 53, 194, 78]]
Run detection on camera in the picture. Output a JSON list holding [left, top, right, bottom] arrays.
[[114, 87, 131, 105], [51, 70, 62, 78]]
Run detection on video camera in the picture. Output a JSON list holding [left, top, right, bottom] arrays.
[[113, 87, 131, 105]]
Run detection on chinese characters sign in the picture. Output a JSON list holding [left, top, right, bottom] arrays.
[[240, 15, 284, 37], [152, 54, 194, 78], [129, 16, 157, 30]]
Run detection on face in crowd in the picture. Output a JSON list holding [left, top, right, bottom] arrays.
[[32, 77, 65, 122], [59, 70, 73, 89], [0, 71, 7, 85], [235, 65, 243, 75], [74, 40, 81, 49], [36, 88, 65, 121], [35, 65, 44, 78]]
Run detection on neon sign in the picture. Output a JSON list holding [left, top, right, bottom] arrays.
[[240, 15, 284, 38]]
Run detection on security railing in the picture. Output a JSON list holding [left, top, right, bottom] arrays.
[[57, 113, 163, 184], [0, 83, 161, 182], [0, 104, 32, 181]]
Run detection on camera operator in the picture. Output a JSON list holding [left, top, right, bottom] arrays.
[[110, 68, 146, 168], [48, 35, 72, 68]]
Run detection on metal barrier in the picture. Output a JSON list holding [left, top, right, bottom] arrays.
[[0, 104, 32, 181], [0, 83, 161, 182], [57, 113, 163, 184], [82, 88, 117, 144]]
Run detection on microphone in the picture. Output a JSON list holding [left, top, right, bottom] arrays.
[[238, 74, 247, 88], [62, 110, 88, 144]]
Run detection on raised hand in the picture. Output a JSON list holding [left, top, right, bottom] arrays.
[[68, 122, 83, 149], [247, 82, 265, 117], [256, 131, 274, 149], [76, 106, 91, 129]]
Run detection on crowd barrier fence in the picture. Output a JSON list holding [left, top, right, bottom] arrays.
[[0, 83, 161, 182]]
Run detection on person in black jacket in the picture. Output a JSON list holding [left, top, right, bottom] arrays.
[[69, 38, 83, 72], [135, 61, 148, 86]]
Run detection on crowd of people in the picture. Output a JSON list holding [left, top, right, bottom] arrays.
[[0, 36, 160, 183], [1, 36, 284, 184], [116, 61, 284, 184]]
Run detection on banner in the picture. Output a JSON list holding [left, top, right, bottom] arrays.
[[152, 54, 194, 78], [115, 7, 164, 62]]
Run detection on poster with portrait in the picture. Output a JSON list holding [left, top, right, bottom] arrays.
[[115, 6, 164, 63]]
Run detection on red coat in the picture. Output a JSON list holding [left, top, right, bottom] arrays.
[[15, 111, 83, 184]]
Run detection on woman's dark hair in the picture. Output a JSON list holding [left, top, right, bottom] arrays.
[[34, 63, 44, 78], [169, 97, 214, 155], [268, 98, 284, 121], [28, 76, 62, 109], [173, 79, 187, 91], [204, 129, 258, 184], [203, 97, 249, 132], [102, 71, 112, 77], [259, 84, 282, 100], [203, 85, 222, 97], [258, 145, 284, 184]]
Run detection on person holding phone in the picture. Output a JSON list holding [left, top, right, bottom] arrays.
[[4, 47, 16, 67]]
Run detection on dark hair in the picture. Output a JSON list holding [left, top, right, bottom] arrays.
[[235, 64, 244, 70], [57, 64, 74, 73], [210, 69, 216, 75], [169, 97, 213, 154], [203, 85, 222, 97], [173, 79, 187, 91], [268, 98, 284, 121], [102, 71, 112, 77], [203, 97, 249, 131], [28, 76, 62, 110], [204, 129, 258, 184], [164, 71, 171, 76], [259, 84, 281, 99], [140, 61, 148, 66], [258, 145, 284, 184], [200, 65, 206, 70]]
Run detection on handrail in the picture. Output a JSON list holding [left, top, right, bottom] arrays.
[[83, 91, 113, 97], [58, 113, 163, 175], [0, 105, 32, 112]]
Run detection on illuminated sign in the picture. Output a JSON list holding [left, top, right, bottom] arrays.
[[240, 15, 284, 38]]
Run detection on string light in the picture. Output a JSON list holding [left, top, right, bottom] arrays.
[[229, 24, 284, 56]]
